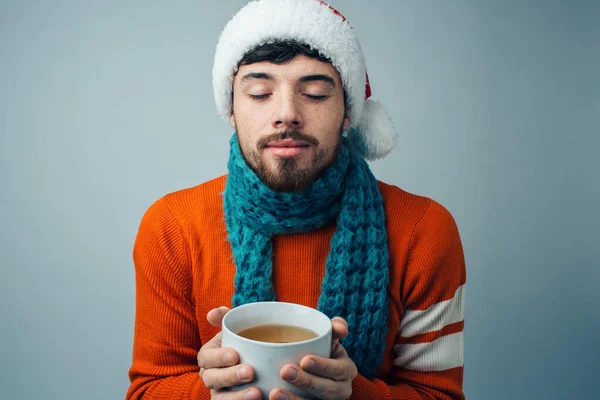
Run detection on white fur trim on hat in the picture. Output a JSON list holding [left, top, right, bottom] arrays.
[[346, 99, 397, 160], [212, 0, 397, 160]]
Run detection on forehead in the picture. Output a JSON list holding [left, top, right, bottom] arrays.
[[235, 55, 343, 85]]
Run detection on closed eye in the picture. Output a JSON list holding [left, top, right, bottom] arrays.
[[249, 94, 271, 100], [305, 94, 328, 101]]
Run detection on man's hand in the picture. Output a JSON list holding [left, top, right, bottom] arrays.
[[197, 307, 261, 400], [269, 317, 358, 400]]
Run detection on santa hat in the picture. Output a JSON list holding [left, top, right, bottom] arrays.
[[212, 0, 397, 160]]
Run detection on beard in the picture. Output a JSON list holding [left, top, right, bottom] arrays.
[[237, 128, 342, 193]]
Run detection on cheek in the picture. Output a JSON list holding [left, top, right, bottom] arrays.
[[237, 117, 264, 141], [233, 100, 270, 133], [232, 113, 265, 153], [314, 105, 345, 142]]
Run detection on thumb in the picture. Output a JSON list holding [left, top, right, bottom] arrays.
[[206, 306, 231, 327], [331, 317, 349, 341]]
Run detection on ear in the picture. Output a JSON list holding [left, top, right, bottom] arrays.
[[229, 113, 237, 129], [342, 116, 350, 132]]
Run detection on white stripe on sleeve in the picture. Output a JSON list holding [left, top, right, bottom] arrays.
[[393, 331, 464, 372], [400, 284, 465, 338]]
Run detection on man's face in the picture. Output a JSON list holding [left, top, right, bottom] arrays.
[[230, 55, 350, 192]]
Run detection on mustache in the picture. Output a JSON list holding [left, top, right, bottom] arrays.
[[257, 130, 320, 149]]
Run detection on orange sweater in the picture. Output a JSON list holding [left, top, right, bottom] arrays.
[[127, 176, 466, 399]]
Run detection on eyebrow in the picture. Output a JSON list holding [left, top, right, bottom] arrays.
[[300, 74, 336, 87], [240, 72, 273, 82], [239, 72, 336, 87]]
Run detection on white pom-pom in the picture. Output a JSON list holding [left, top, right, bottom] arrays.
[[348, 99, 397, 160]]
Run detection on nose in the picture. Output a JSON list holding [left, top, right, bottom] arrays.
[[272, 92, 304, 130]]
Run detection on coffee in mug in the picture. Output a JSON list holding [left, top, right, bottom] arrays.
[[237, 324, 318, 343]]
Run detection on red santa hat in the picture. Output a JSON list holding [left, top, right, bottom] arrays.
[[212, 0, 397, 160]]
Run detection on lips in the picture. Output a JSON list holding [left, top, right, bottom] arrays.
[[265, 139, 310, 148], [264, 139, 311, 158]]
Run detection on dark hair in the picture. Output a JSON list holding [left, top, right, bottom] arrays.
[[234, 40, 348, 109], [239, 40, 332, 66]]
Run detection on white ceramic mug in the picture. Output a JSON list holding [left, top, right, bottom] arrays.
[[221, 301, 333, 399]]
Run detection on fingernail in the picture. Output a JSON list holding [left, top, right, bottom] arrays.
[[305, 359, 315, 370], [283, 367, 297, 381], [223, 351, 233, 364], [275, 391, 288, 400], [245, 388, 259, 400], [237, 366, 249, 381]]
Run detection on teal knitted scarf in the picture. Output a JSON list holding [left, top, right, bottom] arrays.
[[224, 134, 389, 379]]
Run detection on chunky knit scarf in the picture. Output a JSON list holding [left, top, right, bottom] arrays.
[[224, 134, 389, 379]]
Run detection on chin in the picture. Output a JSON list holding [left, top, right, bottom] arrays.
[[265, 154, 305, 168]]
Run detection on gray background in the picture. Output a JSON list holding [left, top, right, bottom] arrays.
[[1, 0, 598, 399]]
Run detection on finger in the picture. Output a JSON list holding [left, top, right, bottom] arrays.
[[197, 343, 239, 369], [214, 386, 262, 400], [299, 352, 357, 382], [331, 317, 348, 341], [201, 364, 255, 390], [269, 388, 308, 400], [280, 365, 352, 400], [201, 331, 223, 351], [329, 340, 348, 359], [207, 306, 231, 327]]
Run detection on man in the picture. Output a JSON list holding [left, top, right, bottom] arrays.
[[126, 0, 466, 399]]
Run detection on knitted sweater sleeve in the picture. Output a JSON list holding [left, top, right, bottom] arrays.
[[350, 199, 466, 400], [126, 198, 210, 399]]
